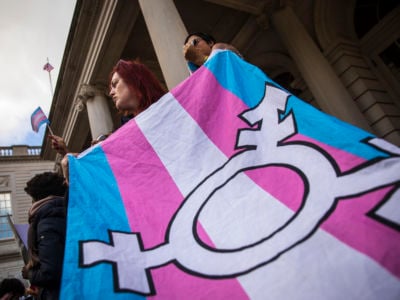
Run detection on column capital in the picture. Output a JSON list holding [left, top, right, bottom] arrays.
[[77, 84, 108, 104], [76, 84, 114, 139]]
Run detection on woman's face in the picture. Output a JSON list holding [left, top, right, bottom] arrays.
[[109, 72, 139, 112]]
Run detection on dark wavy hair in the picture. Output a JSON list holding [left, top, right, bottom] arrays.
[[184, 32, 216, 45], [109, 60, 166, 116], [24, 172, 66, 202], [0, 278, 25, 298]]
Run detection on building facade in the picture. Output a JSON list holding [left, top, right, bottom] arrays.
[[0, 146, 54, 280], [42, 0, 400, 162]]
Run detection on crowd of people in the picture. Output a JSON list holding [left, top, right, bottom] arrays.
[[2, 32, 241, 300]]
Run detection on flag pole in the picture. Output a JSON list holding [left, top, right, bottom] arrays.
[[46, 57, 54, 97], [47, 123, 54, 136], [43, 59, 54, 137]]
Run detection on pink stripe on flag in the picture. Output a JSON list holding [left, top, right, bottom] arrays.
[[102, 120, 249, 299], [103, 121, 182, 248], [32, 115, 46, 124], [172, 67, 248, 158], [151, 223, 248, 299], [151, 264, 248, 300], [171, 68, 400, 278], [326, 186, 400, 277], [31, 107, 48, 132]]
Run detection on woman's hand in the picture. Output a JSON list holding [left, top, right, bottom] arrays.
[[212, 43, 242, 58]]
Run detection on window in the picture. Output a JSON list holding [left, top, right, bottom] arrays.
[[0, 192, 14, 239]]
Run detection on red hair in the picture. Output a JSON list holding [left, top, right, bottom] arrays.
[[110, 60, 166, 115]]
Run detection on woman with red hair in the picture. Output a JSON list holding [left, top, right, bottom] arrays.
[[109, 59, 166, 122], [52, 60, 166, 183], [50, 60, 165, 151]]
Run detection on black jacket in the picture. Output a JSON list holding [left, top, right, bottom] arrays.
[[29, 196, 66, 300]]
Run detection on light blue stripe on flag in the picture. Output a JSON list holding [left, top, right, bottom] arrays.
[[205, 51, 387, 160], [61, 146, 144, 300]]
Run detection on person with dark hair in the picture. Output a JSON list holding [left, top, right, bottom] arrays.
[[22, 172, 67, 300], [183, 32, 242, 73], [0, 278, 26, 300]]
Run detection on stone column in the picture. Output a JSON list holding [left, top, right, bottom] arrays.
[[138, 0, 189, 89], [271, 5, 372, 132], [77, 84, 113, 140]]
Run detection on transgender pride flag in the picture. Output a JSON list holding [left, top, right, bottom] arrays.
[[61, 51, 400, 299], [30, 106, 49, 132]]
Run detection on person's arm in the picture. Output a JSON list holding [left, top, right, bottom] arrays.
[[48, 135, 69, 156], [183, 41, 242, 70], [28, 217, 65, 288], [212, 43, 242, 58]]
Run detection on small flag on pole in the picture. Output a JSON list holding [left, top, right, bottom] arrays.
[[43, 58, 55, 96], [30, 106, 49, 132], [43, 62, 54, 72]]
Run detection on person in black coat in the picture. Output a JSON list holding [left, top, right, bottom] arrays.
[[22, 172, 67, 300]]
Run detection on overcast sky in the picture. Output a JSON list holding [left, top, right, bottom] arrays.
[[0, 0, 76, 146]]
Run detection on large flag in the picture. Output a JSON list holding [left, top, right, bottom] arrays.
[[61, 50, 400, 299], [30, 106, 49, 132]]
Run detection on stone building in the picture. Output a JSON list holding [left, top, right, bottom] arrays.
[[1, 0, 397, 289], [0, 146, 54, 280], [41, 0, 399, 162]]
